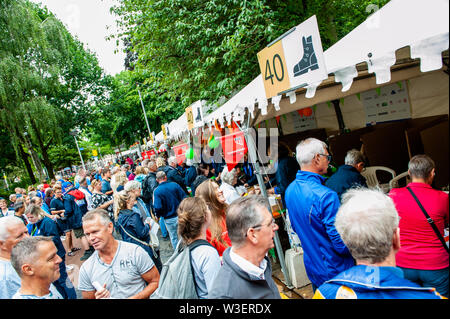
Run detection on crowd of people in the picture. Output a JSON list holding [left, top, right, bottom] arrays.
[[0, 138, 448, 299]]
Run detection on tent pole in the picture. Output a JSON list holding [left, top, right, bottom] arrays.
[[238, 121, 293, 289]]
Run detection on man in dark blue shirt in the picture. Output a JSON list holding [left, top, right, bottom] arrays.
[[153, 171, 187, 249], [325, 149, 368, 200]]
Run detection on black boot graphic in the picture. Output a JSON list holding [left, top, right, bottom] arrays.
[[293, 35, 318, 77], [195, 107, 202, 122]]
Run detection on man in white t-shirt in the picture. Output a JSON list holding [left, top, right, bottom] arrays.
[[79, 209, 159, 299]]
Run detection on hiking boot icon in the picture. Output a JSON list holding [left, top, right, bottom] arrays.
[[293, 35, 318, 77], [195, 107, 202, 122]]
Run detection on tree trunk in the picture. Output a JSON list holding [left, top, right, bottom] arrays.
[[29, 118, 55, 180], [18, 143, 36, 184]]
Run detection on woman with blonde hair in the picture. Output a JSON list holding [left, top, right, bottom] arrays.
[[115, 190, 162, 272], [177, 197, 221, 298], [195, 180, 231, 257], [24, 204, 77, 299]]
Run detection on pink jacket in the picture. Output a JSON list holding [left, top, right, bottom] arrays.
[[389, 183, 449, 270]]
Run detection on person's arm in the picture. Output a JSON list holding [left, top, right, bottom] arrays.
[[321, 191, 351, 256], [152, 190, 163, 218], [128, 266, 159, 299]]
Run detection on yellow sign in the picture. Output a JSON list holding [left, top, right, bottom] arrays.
[[257, 40, 290, 99], [92, 149, 98, 157], [162, 124, 167, 140], [150, 132, 154, 144], [185, 106, 194, 130]]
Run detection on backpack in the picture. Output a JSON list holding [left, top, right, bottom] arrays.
[[142, 173, 157, 204], [150, 239, 213, 299]]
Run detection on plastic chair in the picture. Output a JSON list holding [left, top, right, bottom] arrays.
[[361, 166, 396, 193], [389, 171, 410, 189]]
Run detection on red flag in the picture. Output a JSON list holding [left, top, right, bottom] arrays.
[[171, 143, 189, 165], [217, 130, 248, 171], [276, 116, 281, 126]]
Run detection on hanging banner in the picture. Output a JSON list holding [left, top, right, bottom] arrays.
[[191, 100, 204, 128], [185, 106, 194, 130], [172, 143, 189, 165], [162, 124, 169, 140], [141, 149, 156, 160], [257, 15, 327, 99], [217, 130, 248, 171]]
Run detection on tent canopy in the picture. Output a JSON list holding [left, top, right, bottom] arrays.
[[151, 0, 449, 141]]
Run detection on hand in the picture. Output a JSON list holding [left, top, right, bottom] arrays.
[[95, 284, 111, 299]]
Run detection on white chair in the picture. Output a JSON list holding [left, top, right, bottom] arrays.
[[361, 166, 396, 193], [389, 171, 410, 189]]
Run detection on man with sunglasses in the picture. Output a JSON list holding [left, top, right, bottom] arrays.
[[209, 195, 281, 299], [285, 138, 354, 292]]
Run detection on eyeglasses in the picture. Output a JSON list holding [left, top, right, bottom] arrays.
[[318, 154, 332, 162], [245, 218, 276, 236]]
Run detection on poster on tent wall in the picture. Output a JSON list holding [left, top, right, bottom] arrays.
[[361, 81, 411, 125], [279, 108, 317, 135]]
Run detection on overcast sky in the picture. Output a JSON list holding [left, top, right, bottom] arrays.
[[30, 0, 126, 76]]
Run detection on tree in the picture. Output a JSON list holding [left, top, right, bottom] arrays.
[[110, 0, 390, 108], [0, 0, 112, 181]]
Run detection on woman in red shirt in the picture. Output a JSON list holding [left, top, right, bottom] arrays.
[[389, 155, 449, 297], [195, 180, 231, 257]]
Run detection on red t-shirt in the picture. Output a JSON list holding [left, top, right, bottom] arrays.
[[206, 216, 231, 257], [389, 183, 449, 270]]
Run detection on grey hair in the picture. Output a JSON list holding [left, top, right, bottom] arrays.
[[344, 149, 366, 166], [0, 216, 25, 241], [82, 209, 112, 227], [221, 166, 236, 185], [336, 188, 399, 264], [168, 156, 177, 166], [226, 195, 269, 248], [124, 180, 141, 192], [295, 138, 328, 167], [156, 171, 166, 181], [28, 191, 37, 199], [408, 154, 435, 179], [11, 236, 53, 277]]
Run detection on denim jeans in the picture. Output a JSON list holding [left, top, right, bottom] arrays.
[[159, 217, 168, 238], [163, 216, 179, 250], [400, 267, 449, 298]]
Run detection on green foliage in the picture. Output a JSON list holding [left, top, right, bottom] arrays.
[[111, 0, 390, 107]]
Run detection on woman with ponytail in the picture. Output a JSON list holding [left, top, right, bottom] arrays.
[[177, 197, 221, 298]]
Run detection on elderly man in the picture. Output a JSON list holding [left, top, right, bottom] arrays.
[[10, 236, 63, 299], [78, 209, 159, 299], [0, 216, 29, 298], [325, 149, 368, 200], [314, 188, 445, 299], [153, 171, 187, 249], [285, 138, 354, 291], [166, 156, 189, 195], [389, 154, 449, 297], [209, 195, 281, 299]]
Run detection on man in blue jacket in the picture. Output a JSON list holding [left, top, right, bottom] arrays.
[[285, 138, 354, 291], [325, 149, 367, 200], [313, 188, 445, 299], [153, 171, 187, 249]]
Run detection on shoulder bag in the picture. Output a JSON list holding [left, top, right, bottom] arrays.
[[406, 186, 449, 254]]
